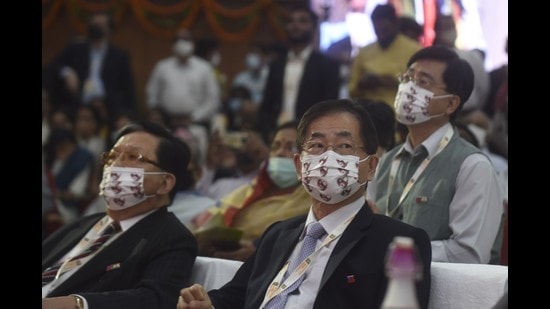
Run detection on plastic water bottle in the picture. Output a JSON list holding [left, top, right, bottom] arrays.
[[380, 236, 420, 309]]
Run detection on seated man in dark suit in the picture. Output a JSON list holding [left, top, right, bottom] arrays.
[[178, 99, 432, 309], [42, 121, 198, 309]]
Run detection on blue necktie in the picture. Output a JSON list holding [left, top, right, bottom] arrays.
[[265, 221, 326, 309]]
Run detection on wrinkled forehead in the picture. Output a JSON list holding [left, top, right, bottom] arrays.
[[407, 60, 448, 84], [113, 132, 161, 159], [306, 113, 361, 141]]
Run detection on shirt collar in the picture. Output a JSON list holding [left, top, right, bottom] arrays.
[[302, 196, 364, 239], [116, 209, 158, 232], [401, 123, 452, 158], [287, 45, 313, 62]]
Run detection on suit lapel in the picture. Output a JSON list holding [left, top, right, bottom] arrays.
[[50, 210, 165, 295], [264, 221, 304, 286], [320, 204, 373, 288]]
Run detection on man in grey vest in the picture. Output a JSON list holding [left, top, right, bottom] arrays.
[[367, 46, 504, 264]]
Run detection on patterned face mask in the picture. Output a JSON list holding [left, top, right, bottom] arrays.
[[394, 81, 453, 125], [300, 150, 369, 204], [99, 166, 166, 210]]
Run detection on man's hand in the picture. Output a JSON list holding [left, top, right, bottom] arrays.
[[178, 284, 213, 309], [62, 67, 79, 95]]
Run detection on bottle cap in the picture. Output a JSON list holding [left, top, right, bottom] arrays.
[[393, 236, 414, 248]]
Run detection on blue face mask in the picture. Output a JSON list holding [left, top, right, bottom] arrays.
[[267, 157, 299, 188]]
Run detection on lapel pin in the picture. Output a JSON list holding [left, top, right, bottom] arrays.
[[106, 263, 121, 271], [415, 196, 428, 203]]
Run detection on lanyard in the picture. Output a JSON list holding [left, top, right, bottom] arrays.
[[260, 214, 356, 308], [385, 126, 454, 217]]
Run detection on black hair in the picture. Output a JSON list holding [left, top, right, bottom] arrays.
[[286, 3, 319, 25], [398, 16, 424, 40], [358, 100, 396, 151], [115, 121, 193, 203], [407, 46, 474, 122], [275, 120, 299, 134], [371, 4, 397, 22], [296, 99, 379, 155]]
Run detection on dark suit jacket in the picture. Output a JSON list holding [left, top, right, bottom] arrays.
[[45, 40, 137, 117], [42, 208, 198, 309], [208, 203, 431, 309], [257, 50, 340, 141]]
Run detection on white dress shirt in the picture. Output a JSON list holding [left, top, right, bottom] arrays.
[[146, 56, 220, 123], [278, 46, 313, 125]]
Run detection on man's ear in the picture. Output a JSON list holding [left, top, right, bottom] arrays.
[[156, 173, 176, 195], [367, 155, 379, 180], [446, 95, 461, 115]]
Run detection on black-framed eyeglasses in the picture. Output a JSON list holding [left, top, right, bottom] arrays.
[[302, 141, 365, 156], [101, 150, 163, 169]]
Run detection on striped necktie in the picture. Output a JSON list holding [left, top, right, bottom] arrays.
[[42, 221, 121, 286], [264, 221, 326, 309]]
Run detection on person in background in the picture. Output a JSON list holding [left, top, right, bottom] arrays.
[[169, 126, 218, 229], [44, 11, 137, 124], [74, 105, 107, 158], [42, 121, 198, 309], [398, 15, 424, 44], [145, 27, 220, 159], [195, 38, 229, 104], [177, 99, 431, 309], [195, 129, 270, 201], [358, 99, 397, 157], [348, 4, 421, 113], [232, 42, 270, 106], [43, 127, 97, 224], [257, 4, 340, 143], [367, 46, 504, 264], [432, 14, 489, 113], [222, 85, 259, 131], [192, 121, 310, 261]]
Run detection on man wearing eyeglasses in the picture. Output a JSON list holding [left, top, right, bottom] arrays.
[[42, 121, 198, 309], [177, 99, 432, 309], [367, 46, 504, 264]]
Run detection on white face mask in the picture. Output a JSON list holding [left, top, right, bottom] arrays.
[[99, 166, 166, 210], [300, 150, 369, 204], [173, 40, 194, 57], [245, 53, 261, 70], [210, 52, 221, 67], [394, 81, 453, 125]]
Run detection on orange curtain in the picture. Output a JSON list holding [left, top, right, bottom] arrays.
[[42, 0, 288, 43]]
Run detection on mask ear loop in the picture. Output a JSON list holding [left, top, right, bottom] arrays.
[[358, 155, 372, 186]]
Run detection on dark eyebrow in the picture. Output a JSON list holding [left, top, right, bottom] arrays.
[[309, 131, 353, 140], [407, 68, 436, 83]]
